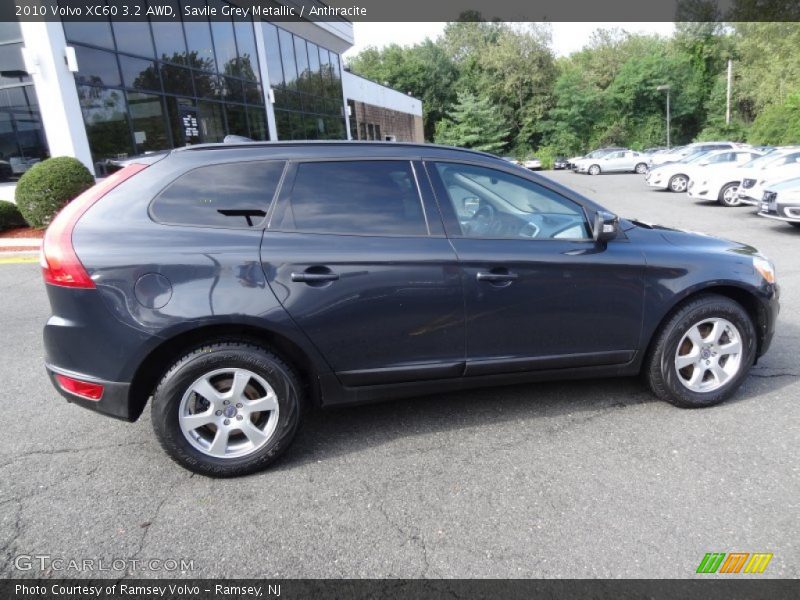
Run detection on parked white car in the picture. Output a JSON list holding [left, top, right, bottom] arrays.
[[645, 150, 713, 192], [577, 150, 648, 175], [522, 157, 542, 170], [685, 149, 768, 206], [569, 147, 626, 170], [758, 176, 800, 228], [735, 148, 800, 205], [648, 142, 737, 168]]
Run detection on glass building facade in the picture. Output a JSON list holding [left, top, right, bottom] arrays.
[[262, 22, 345, 141], [60, 1, 347, 169], [0, 21, 48, 177], [63, 0, 270, 168]]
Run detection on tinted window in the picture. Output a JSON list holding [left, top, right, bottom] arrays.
[[111, 16, 154, 57], [74, 46, 121, 87], [433, 162, 589, 240], [63, 21, 115, 49], [233, 20, 259, 81], [278, 29, 297, 89], [151, 3, 186, 63], [281, 161, 427, 236], [182, 9, 217, 72], [262, 23, 284, 87], [119, 55, 158, 91], [151, 161, 285, 227], [209, 4, 237, 75]]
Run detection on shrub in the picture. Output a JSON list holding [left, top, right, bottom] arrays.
[[0, 200, 25, 232], [15, 157, 94, 228]]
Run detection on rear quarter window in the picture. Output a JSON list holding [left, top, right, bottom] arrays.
[[150, 161, 285, 228]]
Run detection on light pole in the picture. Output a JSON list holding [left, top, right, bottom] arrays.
[[657, 84, 671, 148]]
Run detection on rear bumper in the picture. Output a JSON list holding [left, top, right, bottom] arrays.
[[46, 364, 135, 421], [43, 285, 155, 421]]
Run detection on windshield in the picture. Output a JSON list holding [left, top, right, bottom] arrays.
[[741, 152, 779, 169], [678, 151, 710, 164]]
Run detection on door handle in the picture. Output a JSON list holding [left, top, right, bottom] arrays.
[[291, 271, 340, 283], [476, 271, 519, 282]]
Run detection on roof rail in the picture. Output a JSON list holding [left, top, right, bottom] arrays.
[[175, 139, 504, 161]]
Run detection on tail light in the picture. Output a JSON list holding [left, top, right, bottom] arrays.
[[41, 163, 148, 288], [55, 373, 104, 401]]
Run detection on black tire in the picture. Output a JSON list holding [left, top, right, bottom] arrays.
[[790, 222, 800, 229], [644, 294, 757, 408], [588, 164, 601, 176], [635, 162, 648, 174], [151, 341, 305, 477], [668, 174, 689, 193], [718, 182, 740, 207]]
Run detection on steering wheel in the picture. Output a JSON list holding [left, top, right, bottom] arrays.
[[469, 204, 496, 236]]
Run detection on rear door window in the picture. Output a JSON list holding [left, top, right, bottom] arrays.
[[275, 160, 428, 236], [151, 161, 285, 228]]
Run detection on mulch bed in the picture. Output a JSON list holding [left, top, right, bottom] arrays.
[[0, 226, 44, 239]]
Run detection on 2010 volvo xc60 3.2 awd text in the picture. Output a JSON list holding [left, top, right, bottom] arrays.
[[41, 142, 779, 476]]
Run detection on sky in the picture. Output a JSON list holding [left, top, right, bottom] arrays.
[[343, 22, 675, 60]]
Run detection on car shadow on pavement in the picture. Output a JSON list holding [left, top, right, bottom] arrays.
[[272, 338, 799, 472]]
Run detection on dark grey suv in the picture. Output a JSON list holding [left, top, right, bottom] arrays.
[[42, 142, 779, 476]]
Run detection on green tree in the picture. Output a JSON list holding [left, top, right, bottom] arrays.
[[748, 91, 800, 144], [347, 41, 458, 140], [434, 90, 510, 153]]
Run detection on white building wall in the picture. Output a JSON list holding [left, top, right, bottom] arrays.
[[342, 71, 422, 117], [19, 21, 93, 174]]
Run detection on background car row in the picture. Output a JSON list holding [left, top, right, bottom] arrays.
[[646, 145, 800, 228], [563, 143, 800, 228]]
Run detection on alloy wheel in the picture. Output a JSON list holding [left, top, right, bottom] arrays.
[[670, 175, 688, 192], [178, 368, 280, 458], [674, 318, 743, 393], [721, 184, 740, 206]]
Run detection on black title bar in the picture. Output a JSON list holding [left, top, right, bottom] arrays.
[[2, 579, 800, 600], [5, 0, 800, 22]]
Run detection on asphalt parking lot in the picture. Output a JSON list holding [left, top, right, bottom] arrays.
[[1, 171, 798, 579]]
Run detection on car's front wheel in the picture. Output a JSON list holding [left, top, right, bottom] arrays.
[[668, 174, 689, 192], [645, 294, 756, 408], [151, 342, 305, 477], [718, 182, 740, 206], [588, 165, 601, 175]]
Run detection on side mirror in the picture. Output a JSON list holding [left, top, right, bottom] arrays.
[[593, 210, 619, 243]]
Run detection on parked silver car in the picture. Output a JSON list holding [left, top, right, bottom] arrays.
[[577, 150, 649, 175]]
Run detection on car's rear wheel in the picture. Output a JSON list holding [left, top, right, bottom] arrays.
[[718, 182, 740, 206], [644, 294, 756, 408], [668, 174, 689, 193], [635, 162, 648, 174], [790, 222, 800, 229], [588, 165, 601, 176], [151, 342, 305, 477]]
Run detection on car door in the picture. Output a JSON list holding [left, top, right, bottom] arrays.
[[620, 151, 640, 171], [602, 151, 625, 172], [261, 159, 465, 386], [426, 160, 646, 376]]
